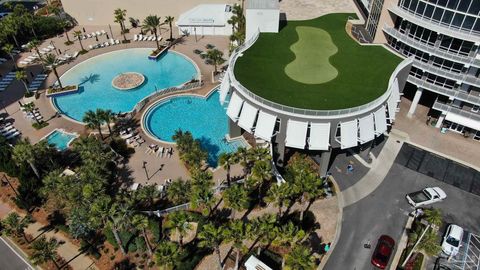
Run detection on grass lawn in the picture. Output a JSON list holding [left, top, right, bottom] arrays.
[[234, 13, 402, 110]]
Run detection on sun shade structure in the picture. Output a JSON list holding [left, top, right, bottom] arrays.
[[374, 106, 388, 135], [219, 71, 230, 105], [285, 120, 308, 149], [176, 4, 233, 36], [387, 79, 401, 121], [254, 111, 277, 141], [226, 92, 244, 121], [339, 120, 358, 149], [237, 102, 258, 132], [358, 114, 375, 143], [308, 123, 331, 150], [445, 113, 480, 130]]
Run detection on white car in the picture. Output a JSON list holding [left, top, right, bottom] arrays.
[[442, 224, 464, 257], [406, 187, 447, 208]]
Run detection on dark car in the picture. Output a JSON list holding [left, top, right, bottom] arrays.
[[371, 235, 395, 269]]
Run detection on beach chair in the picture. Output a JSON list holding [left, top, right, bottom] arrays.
[[142, 36, 148, 41], [5, 131, 20, 140], [149, 36, 155, 41], [109, 39, 115, 45], [19, 61, 29, 65], [72, 51, 79, 58], [104, 42, 110, 47], [11, 49, 20, 54], [87, 33, 92, 38], [2, 128, 17, 136], [115, 40, 120, 44], [47, 45, 55, 50], [91, 32, 96, 37], [96, 31, 102, 36], [88, 45, 94, 50], [157, 36, 162, 41], [133, 34, 138, 41], [100, 30, 107, 35]]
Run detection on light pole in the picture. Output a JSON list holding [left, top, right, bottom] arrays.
[[109, 24, 114, 39], [142, 161, 149, 180], [194, 27, 197, 42]]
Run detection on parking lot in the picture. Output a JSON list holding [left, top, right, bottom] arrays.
[[325, 144, 480, 270]]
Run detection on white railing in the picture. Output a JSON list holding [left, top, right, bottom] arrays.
[[228, 33, 413, 118], [433, 100, 480, 122]]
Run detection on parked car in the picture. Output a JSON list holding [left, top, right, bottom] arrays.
[[371, 235, 395, 269], [406, 187, 446, 207], [442, 224, 464, 257]]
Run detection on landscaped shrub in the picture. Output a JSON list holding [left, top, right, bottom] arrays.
[[134, 236, 146, 252], [148, 218, 161, 243]]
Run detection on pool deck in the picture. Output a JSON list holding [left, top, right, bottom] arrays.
[[0, 24, 243, 185]]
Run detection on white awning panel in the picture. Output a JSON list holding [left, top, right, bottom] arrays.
[[285, 120, 308, 149], [387, 94, 398, 121], [392, 78, 401, 102], [226, 92, 243, 121], [358, 114, 375, 143], [308, 123, 330, 150], [219, 71, 230, 105], [237, 102, 258, 132], [374, 106, 388, 135], [340, 120, 358, 149], [254, 111, 277, 141], [445, 113, 480, 131]]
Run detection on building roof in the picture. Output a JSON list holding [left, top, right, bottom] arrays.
[[246, 0, 278, 10], [244, 255, 273, 270], [176, 4, 232, 26]]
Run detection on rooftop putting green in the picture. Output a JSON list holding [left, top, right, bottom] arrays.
[[234, 13, 402, 110]]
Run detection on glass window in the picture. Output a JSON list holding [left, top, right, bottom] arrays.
[[433, 8, 444, 21], [442, 10, 454, 24], [452, 13, 465, 27], [474, 19, 480, 32], [410, 0, 419, 12], [417, 1, 426, 15], [468, 2, 480, 15], [462, 16, 475, 29], [438, 0, 448, 6], [458, 0, 470, 12], [447, 0, 459, 9], [425, 4, 434, 17]]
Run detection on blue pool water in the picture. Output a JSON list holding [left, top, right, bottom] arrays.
[[53, 48, 198, 122], [44, 130, 78, 150], [144, 91, 247, 166]]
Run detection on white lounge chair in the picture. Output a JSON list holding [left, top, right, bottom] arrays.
[[5, 131, 20, 140], [133, 34, 138, 41], [100, 30, 107, 35], [91, 32, 96, 37], [2, 128, 17, 136], [47, 45, 55, 50], [142, 36, 148, 41], [115, 40, 120, 44], [19, 61, 30, 65], [86, 34, 92, 38], [157, 36, 162, 41], [104, 42, 110, 47], [89, 45, 94, 50], [96, 31, 102, 36], [109, 39, 115, 45], [72, 51, 79, 58]]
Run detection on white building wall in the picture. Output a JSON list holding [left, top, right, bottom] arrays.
[[178, 25, 232, 36], [246, 8, 279, 40]]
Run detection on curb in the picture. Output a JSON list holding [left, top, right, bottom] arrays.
[[0, 236, 39, 270], [318, 176, 344, 270]]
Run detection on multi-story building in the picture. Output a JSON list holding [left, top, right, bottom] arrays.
[[361, 0, 480, 141]]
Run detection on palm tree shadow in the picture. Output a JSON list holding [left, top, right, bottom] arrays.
[[79, 74, 100, 85]]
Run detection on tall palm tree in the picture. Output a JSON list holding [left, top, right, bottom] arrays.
[[272, 222, 306, 268], [198, 223, 225, 270], [284, 245, 316, 270], [22, 102, 41, 125], [222, 185, 249, 219], [132, 214, 153, 255], [16, 70, 30, 94], [98, 109, 115, 136], [250, 160, 272, 200], [251, 214, 277, 255], [1, 212, 31, 242], [30, 236, 60, 269], [2, 44, 17, 70], [206, 49, 226, 74], [60, 20, 72, 44], [166, 178, 191, 205], [292, 174, 323, 221], [42, 54, 63, 89], [27, 40, 44, 69], [12, 138, 40, 179], [73, 31, 85, 51], [218, 152, 238, 186], [142, 15, 162, 50], [83, 110, 103, 139], [155, 240, 181, 270], [165, 211, 192, 247], [423, 208, 442, 227], [235, 147, 249, 175], [114, 8, 127, 33], [265, 183, 292, 217], [164, 16, 174, 41], [223, 220, 250, 270], [108, 202, 133, 255]]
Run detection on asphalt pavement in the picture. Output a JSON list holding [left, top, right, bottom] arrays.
[[0, 237, 34, 270]]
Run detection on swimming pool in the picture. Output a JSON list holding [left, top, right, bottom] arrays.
[[143, 91, 247, 166], [43, 129, 78, 151], [52, 48, 198, 122]]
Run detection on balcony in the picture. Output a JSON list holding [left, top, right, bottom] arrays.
[[412, 59, 480, 88], [408, 75, 480, 106], [388, 5, 480, 43], [433, 100, 480, 123], [383, 27, 480, 67]]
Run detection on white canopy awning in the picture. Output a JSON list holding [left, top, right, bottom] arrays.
[[340, 120, 358, 149], [226, 92, 243, 121], [285, 120, 308, 149], [392, 78, 401, 102], [219, 71, 230, 105], [374, 106, 388, 135], [237, 102, 258, 132], [358, 114, 375, 143], [254, 111, 277, 141], [177, 4, 231, 26], [387, 94, 398, 121], [308, 123, 330, 150], [445, 112, 480, 131]]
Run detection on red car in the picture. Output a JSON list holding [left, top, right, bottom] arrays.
[[371, 235, 395, 269]]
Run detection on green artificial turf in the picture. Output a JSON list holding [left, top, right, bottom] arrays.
[[234, 13, 402, 110]]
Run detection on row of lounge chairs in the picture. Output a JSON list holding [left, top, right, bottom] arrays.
[[21, 104, 44, 122], [0, 72, 16, 92], [89, 39, 120, 50], [28, 73, 48, 92], [0, 118, 20, 140], [81, 30, 107, 40], [145, 144, 173, 158], [0, 57, 8, 65], [119, 128, 146, 147], [133, 34, 162, 42], [20, 50, 79, 66]]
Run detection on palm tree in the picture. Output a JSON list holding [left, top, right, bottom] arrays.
[[284, 245, 316, 270], [27, 39, 44, 69], [73, 31, 85, 51], [83, 110, 103, 139], [16, 70, 30, 93], [2, 44, 17, 69], [272, 222, 306, 268], [60, 20, 72, 44], [423, 208, 442, 227], [218, 152, 238, 186], [164, 16, 175, 41], [251, 214, 277, 255], [222, 185, 249, 219], [108, 202, 133, 255], [129, 17, 140, 28], [235, 147, 249, 175], [30, 236, 60, 269], [22, 102, 42, 125], [250, 160, 272, 200], [114, 8, 127, 33], [417, 229, 442, 256], [223, 220, 250, 270], [265, 183, 292, 217], [98, 109, 116, 136], [198, 222, 225, 270], [12, 138, 40, 178], [206, 49, 226, 74], [166, 178, 191, 205], [155, 240, 181, 270], [292, 174, 323, 221], [1, 212, 31, 242], [165, 211, 192, 247], [142, 15, 162, 50], [132, 214, 153, 255], [42, 54, 63, 89]]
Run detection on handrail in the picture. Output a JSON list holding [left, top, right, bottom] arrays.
[[228, 30, 413, 118], [433, 100, 480, 122]]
